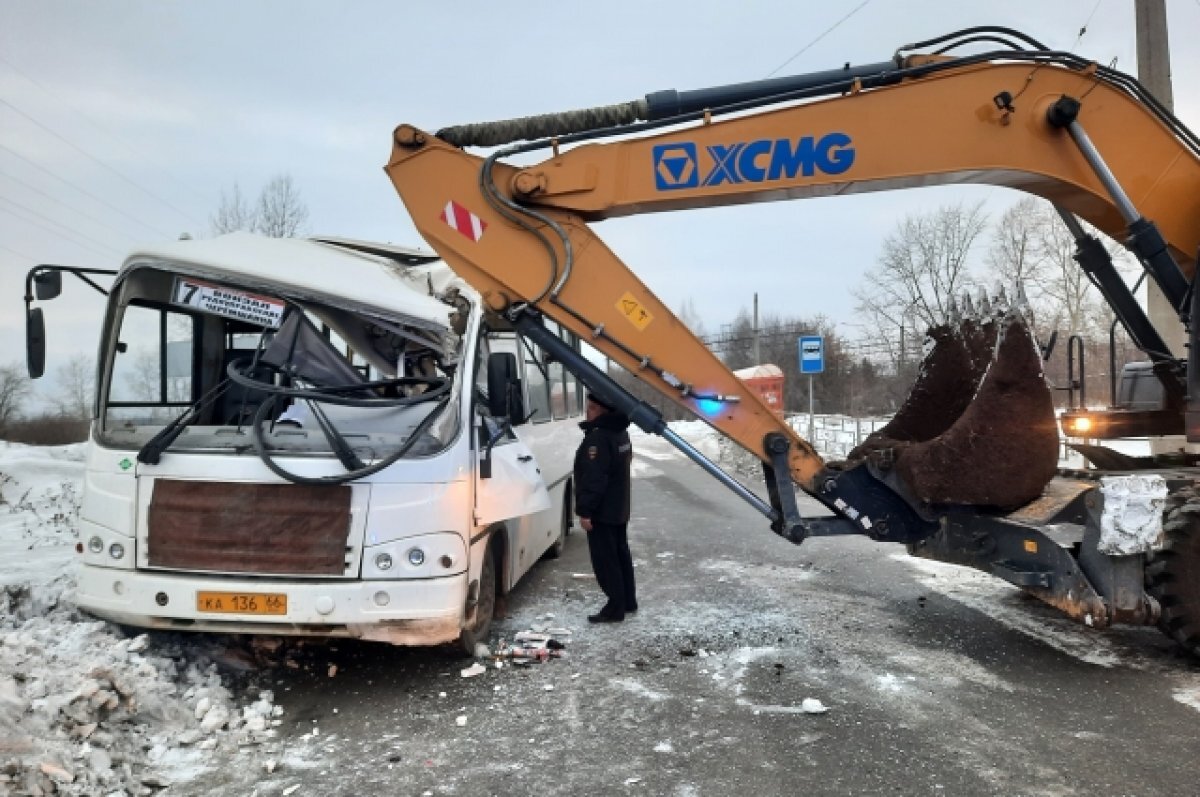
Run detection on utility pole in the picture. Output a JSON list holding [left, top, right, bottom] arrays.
[[1135, 0, 1186, 456], [1135, 0, 1180, 355]]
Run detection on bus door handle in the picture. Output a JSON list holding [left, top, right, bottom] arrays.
[[518, 455, 534, 462]]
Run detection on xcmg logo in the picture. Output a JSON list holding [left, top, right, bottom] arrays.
[[652, 133, 855, 191]]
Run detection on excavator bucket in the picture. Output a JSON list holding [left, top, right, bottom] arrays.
[[848, 298, 1059, 510]]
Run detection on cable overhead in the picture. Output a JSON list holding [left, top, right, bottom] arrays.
[[1072, 0, 1105, 51], [0, 55, 215, 209], [0, 141, 177, 239], [0, 167, 149, 245], [0, 198, 124, 258], [764, 0, 873, 78], [0, 96, 204, 229], [0, 241, 39, 261]]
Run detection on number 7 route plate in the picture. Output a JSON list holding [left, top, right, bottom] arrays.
[[197, 591, 287, 615]]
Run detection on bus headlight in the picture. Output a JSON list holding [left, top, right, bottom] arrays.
[[108, 543, 125, 560], [363, 533, 466, 579], [88, 536, 104, 553]]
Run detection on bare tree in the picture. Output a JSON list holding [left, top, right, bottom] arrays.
[[53, 354, 94, 420], [677, 297, 707, 339], [853, 201, 989, 368], [714, 310, 879, 414], [209, 183, 256, 235], [210, 175, 310, 238], [0, 362, 32, 435], [988, 198, 1042, 292], [987, 197, 1142, 335], [255, 174, 309, 238], [987, 197, 1142, 405]]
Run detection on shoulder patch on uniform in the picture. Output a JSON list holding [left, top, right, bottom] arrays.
[[587, 446, 599, 460]]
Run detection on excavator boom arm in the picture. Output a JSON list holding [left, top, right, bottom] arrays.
[[486, 60, 1199, 272], [383, 45, 1200, 541], [384, 135, 823, 488]]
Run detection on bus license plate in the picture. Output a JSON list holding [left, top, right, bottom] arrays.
[[197, 591, 287, 615]]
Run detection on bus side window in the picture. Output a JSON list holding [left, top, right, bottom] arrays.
[[559, 326, 582, 417], [521, 336, 551, 423]]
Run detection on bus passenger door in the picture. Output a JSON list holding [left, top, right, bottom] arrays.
[[474, 417, 550, 526]]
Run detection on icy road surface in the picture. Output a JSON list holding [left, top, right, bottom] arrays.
[[2, 430, 1200, 796]]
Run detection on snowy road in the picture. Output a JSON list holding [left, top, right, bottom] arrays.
[[4, 434, 1200, 796], [252, 430, 1200, 797]]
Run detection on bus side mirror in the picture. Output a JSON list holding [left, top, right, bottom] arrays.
[[26, 307, 45, 379], [33, 270, 62, 300], [486, 352, 526, 423]]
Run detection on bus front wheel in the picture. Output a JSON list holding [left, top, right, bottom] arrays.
[[458, 542, 496, 656]]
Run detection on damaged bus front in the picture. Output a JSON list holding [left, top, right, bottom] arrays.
[[26, 233, 582, 651]]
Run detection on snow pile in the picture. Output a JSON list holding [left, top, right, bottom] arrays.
[[663, 420, 720, 455], [630, 420, 721, 479], [0, 443, 280, 796], [1098, 474, 1168, 555]]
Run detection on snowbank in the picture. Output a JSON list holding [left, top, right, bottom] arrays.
[[0, 444, 282, 796]]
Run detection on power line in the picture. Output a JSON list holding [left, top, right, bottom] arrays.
[[0, 167, 145, 246], [1071, 0, 1105, 51], [0, 55, 215, 209], [0, 198, 124, 259], [0, 240, 39, 262], [764, 0, 873, 78], [0, 141, 176, 238], [0, 95, 204, 229]]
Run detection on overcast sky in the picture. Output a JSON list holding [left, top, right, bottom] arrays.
[[3, 1, 1199, 404]]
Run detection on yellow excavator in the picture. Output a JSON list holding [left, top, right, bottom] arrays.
[[383, 27, 1200, 656]]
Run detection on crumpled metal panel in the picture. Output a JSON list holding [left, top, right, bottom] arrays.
[[147, 480, 351, 575]]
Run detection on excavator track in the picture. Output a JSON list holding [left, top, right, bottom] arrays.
[[1147, 485, 1200, 657]]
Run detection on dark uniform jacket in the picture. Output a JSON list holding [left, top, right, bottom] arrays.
[[574, 411, 633, 525]]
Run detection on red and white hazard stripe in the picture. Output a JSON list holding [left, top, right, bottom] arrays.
[[440, 200, 487, 242]]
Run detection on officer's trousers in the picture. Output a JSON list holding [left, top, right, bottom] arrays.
[[587, 521, 637, 618]]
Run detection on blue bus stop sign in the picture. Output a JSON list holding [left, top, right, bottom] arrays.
[[799, 335, 824, 374]]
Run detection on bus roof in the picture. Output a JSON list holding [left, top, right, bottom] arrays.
[[122, 232, 452, 327]]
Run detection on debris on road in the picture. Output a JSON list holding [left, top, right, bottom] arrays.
[[495, 646, 563, 662], [801, 698, 829, 714], [460, 662, 487, 678], [492, 628, 571, 665]]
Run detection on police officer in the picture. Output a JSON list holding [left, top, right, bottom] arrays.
[[575, 393, 637, 623]]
